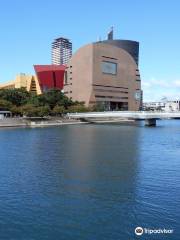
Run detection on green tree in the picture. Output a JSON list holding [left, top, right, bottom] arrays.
[[91, 103, 105, 112], [37, 106, 50, 117], [21, 104, 50, 117], [36, 89, 73, 109], [10, 105, 22, 116], [0, 88, 31, 106], [21, 104, 39, 117], [67, 104, 90, 113], [52, 105, 65, 116], [0, 99, 13, 111], [0, 88, 88, 116]]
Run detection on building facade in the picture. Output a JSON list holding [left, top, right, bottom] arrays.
[[64, 42, 142, 111], [0, 74, 41, 94], [143, 101, 165, 111], [143, 100, 180, 111], [0, 65, 66, 95], [164, 100, 180, 111], [51, 37, 72, 65]]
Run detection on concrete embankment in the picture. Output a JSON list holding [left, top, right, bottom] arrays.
[[0, 117, 137, 128], [29, 119, 88, 127], [0, 118, 29, 127], [0, 118, 88, 128]]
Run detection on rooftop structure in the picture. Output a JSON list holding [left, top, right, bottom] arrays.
[[34, 65, 66, 92]]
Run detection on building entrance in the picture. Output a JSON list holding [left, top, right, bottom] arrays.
[[110, 102, 128, 111], [96, 101, 128, 111]]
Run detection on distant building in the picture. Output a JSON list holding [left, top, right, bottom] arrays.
[[164, 100, 180, 112], [51, 37, 72, 65], [143, 100, 180, 112], [0, 74, 41, 95], [0, 65, 66, 95], [143, 102, 165, 111]]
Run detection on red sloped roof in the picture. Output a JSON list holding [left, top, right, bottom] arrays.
[[33, 65, 66, 91], [34, 65, 66, 72]]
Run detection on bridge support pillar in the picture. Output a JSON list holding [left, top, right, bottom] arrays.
[[145, 119, 156, 127]]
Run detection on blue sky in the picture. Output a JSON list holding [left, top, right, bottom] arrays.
[[0, 0, 180, 101]]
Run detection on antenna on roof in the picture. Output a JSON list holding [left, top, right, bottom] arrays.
[[98, 36, 102, 42], [107, 26, 114, 40]]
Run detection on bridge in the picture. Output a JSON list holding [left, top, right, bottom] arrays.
[[67, 111, 180, 126]]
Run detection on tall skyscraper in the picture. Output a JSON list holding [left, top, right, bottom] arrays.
[[51, 37, 72, 65]]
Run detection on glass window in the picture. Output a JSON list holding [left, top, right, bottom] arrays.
[[101, 61, 117, 75], [134, 90, 141, 100], [64, 71, 68, 84]]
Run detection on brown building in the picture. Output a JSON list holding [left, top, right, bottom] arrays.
[[64, 42, 142, 111]]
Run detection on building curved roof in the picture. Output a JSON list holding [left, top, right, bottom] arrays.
[[97, 39, 139, 65]]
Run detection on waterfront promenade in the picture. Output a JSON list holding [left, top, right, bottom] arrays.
[[1, 111, 180, 128]]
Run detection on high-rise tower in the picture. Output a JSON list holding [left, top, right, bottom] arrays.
[[51, 37, 72, 65]]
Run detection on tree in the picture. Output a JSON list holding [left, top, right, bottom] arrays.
[[21, 104, 39, 117], [0, 88, 88, 116], [35, 89, 74, 109], [37, 106, 50, 117], [0, 99, 13, 111], [21, 104, 50, 117], [91, 103, 105, 112], [52, 105, 65, 116], [0, 88, 31, 106], [67, 104, 90, 113], [10, 105, 22, 116]]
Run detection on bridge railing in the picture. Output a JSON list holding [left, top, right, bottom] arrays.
[[66, 111, 180, 120]]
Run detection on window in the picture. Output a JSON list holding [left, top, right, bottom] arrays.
[[101, 61, 117, 75], [134, 90, 141, 100], [64, 71, 68, 84]]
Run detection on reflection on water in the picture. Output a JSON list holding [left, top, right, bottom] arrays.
[[0, 121, 180, 239]]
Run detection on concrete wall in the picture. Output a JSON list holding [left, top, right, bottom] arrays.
[[64, 44, 94, 105]]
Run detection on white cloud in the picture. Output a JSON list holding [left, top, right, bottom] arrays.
[[141, 82, 152, 88], [142, 77, 180, 102], [173, 80, 180, 87]]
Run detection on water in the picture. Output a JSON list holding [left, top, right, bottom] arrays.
[[0, 121, 180, 239]]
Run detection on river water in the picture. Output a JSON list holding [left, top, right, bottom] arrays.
[[0, 121, 180, 239]]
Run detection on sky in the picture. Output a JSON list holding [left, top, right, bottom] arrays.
[[0, 0, 180, 102]]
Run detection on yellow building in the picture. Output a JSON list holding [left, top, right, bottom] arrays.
[[0, 73, 42, 95]]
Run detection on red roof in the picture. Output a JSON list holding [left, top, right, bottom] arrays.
[[34, 65, 66, 72], [34, 65, 66, 92]]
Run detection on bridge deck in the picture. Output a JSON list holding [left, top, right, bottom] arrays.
[[67, 111, 180, 120]]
